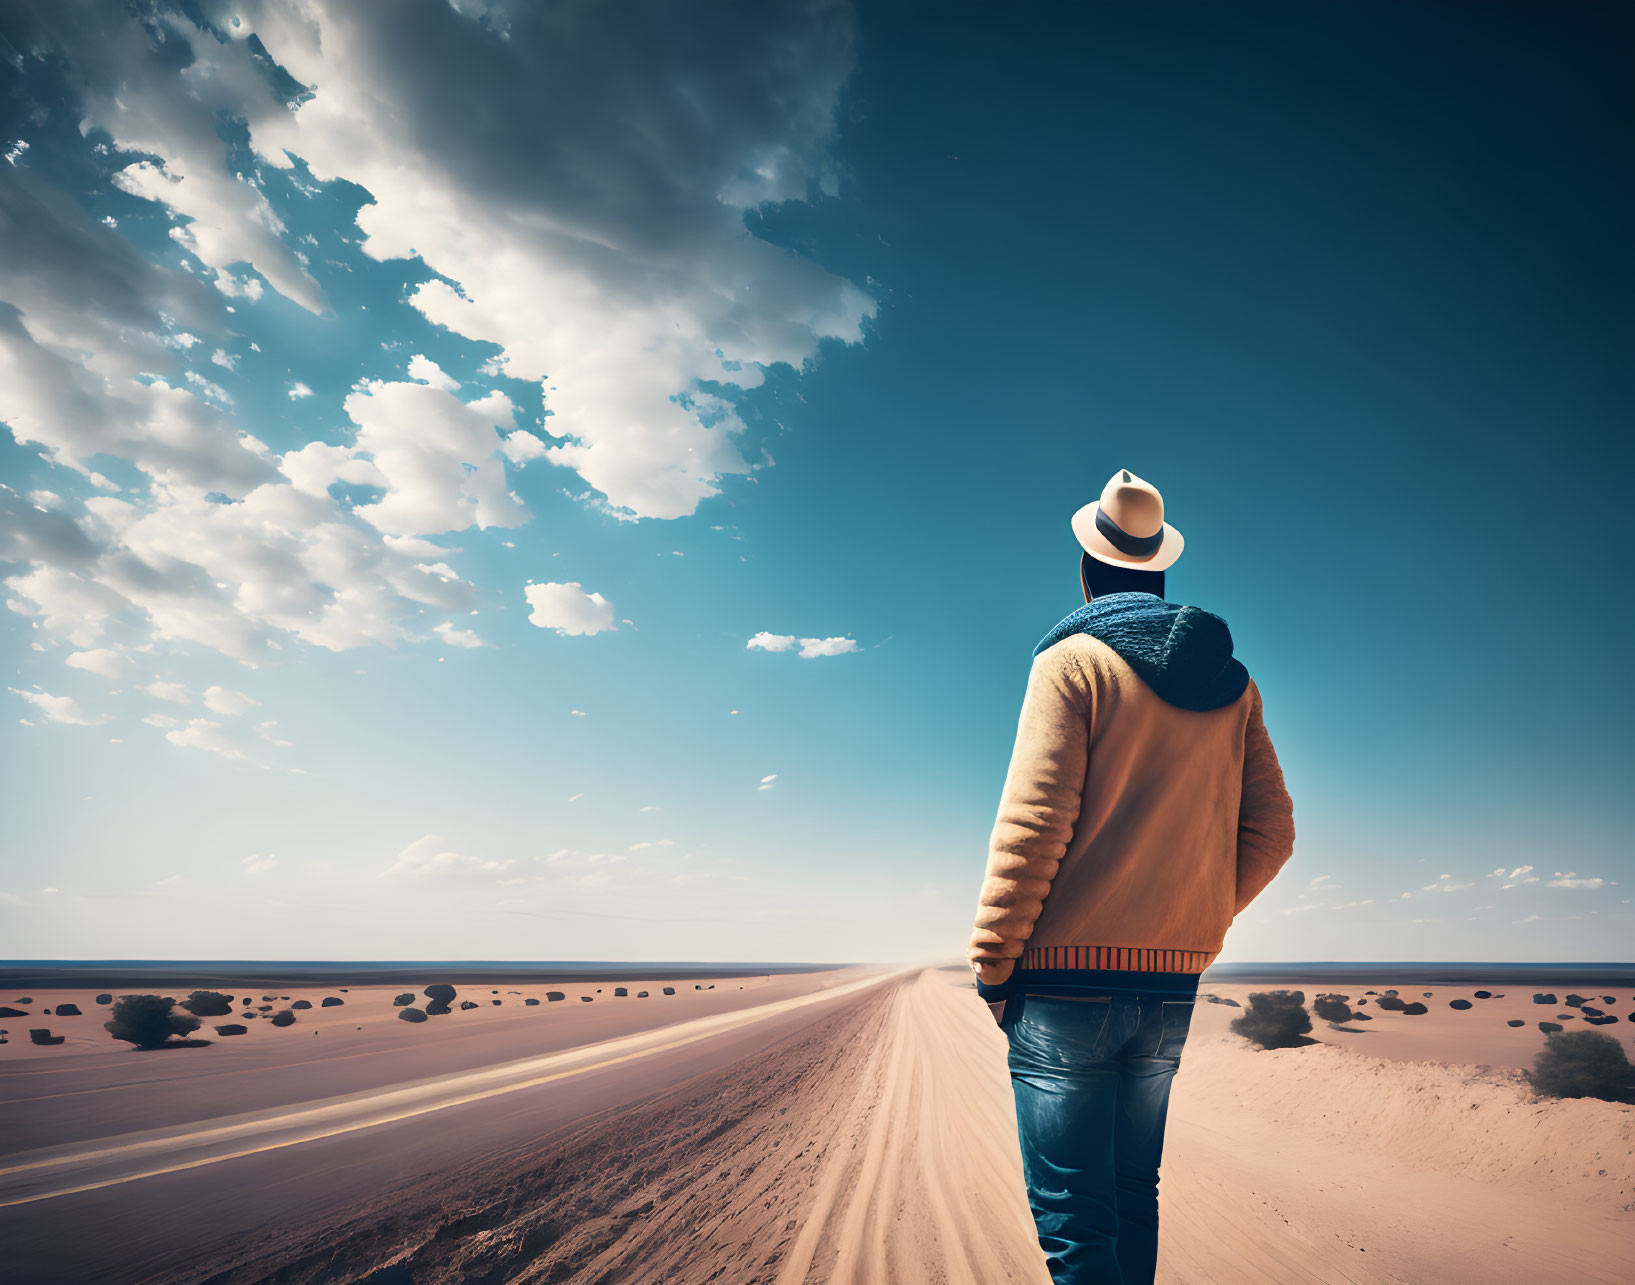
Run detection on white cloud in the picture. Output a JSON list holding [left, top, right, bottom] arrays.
[[287, 382, 313, 400], [65, 648, 132, 678], [141, 681, 191, 704], [242, 853, 279, 875], [164, 717, 248, 759], [747, 631, 857, 658], [1420, 875, 1475, 893], [524, 581, 617, 636], [407, 353, 460, 392], [202, 685, 260, 715], [8, 686, 110, 726], [796, 636, 858, 658], [433, 620, 486, 649], [1547, 874, 1605, 889], [381, 834, 517, 879]]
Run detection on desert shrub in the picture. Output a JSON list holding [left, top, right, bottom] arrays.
[[1526, 1030, 1635, 1103], [105, 994, 201, 1048], [1229, 990, 1312, 1049], [181, 990, 234, 1017], [1313, 994, 1353, 1024]]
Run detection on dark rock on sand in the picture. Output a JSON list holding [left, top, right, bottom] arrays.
[[1581, 1006, 1605, 1017], [1204, 994, 1242, 1007], [614, 987, 629, 997], [524, 997, 540, 1006], [1449, 999, 1473, 1010], [29, 1029, 65, 1045], [54, 1002, 83, 1016], [95, 993, 112, 1005], [1508, 1019, 1526, 1027], [1423, 992, 1434, 998], [270, 1010, 296, 1027], [546, 991, 565, 1002], [1533, 993, 1557, 1005], [1565, 994, 1588, 1008], [491, 1000, 501, 1006], [321, 997, 344, 1007], [393, 993, 415, 1006], [581, 996, 593, 1002], [0, 1006, 28, 1018], [182, 990, 235, 1017], [215, 1024, 247, 1036], [425, 984, 458, 1006], [1401, 1003, 1429, 1015], [1603, 995, 1616, 1005], [1539, 1021, 1563, 1034], [1350, 1011, 1372, 1021], [1377, 995, 1408, 1012], [1584, 1015, 1619, 1026], [637, 991, 649, 998], [15, 997, 32, 1004], [398, 1007, 428, 1023], [1474, 990, 1493, 999], [663, 987, 676, 996], [460, 1001, 479, 1010], [291, 999, 312, 1009]]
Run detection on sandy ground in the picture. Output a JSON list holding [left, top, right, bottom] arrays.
[[2, 967, 1631, 1283]]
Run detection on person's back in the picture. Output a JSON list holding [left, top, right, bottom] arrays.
[[968, 468, 1295, 1285]]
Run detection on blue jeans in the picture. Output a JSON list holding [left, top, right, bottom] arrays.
[[996, 981, 1196, 1284]]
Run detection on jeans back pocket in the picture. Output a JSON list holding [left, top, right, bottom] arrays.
[[1154, 999, 1195, 1061], [1008, 992, 1116, 1063]]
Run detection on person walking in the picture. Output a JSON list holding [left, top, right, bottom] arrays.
[[968, 467, 1297, 1284]]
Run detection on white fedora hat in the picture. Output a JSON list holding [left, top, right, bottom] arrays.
[[1071, 468, 1184, 571]]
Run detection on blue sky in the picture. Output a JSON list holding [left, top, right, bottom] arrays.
[[1, 1, 1629, 963]]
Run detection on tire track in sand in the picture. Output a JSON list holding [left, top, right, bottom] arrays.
[[776, 967, 1047, 1285]]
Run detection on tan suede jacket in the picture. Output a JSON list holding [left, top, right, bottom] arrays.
[[968, 632, 1295, 984]]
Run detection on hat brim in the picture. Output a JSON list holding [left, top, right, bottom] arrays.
[[1071, 501, 1184, 572]]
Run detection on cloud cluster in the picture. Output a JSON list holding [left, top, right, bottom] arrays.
[[2, 0, 870, 745], [747, 631, 858, 658]]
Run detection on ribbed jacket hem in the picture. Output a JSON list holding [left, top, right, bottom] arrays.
[[1019, 944, 1213, 973]]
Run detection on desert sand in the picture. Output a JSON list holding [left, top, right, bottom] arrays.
[[1, 966, 1631, 1283]]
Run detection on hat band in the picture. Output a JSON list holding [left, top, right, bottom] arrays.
[[1095, 506, 1164, 556]]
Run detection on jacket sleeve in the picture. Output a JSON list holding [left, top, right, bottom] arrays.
[[968, 646, 1092, 985], [1233, 679, 1296, 915]]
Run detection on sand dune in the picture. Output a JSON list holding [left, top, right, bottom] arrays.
[[1, 966, 1630, 1283]]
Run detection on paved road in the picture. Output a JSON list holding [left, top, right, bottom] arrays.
[[0, 966, 910, 1284]]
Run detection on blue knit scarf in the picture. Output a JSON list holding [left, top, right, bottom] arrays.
[[1033, 591, 1249, 712]]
